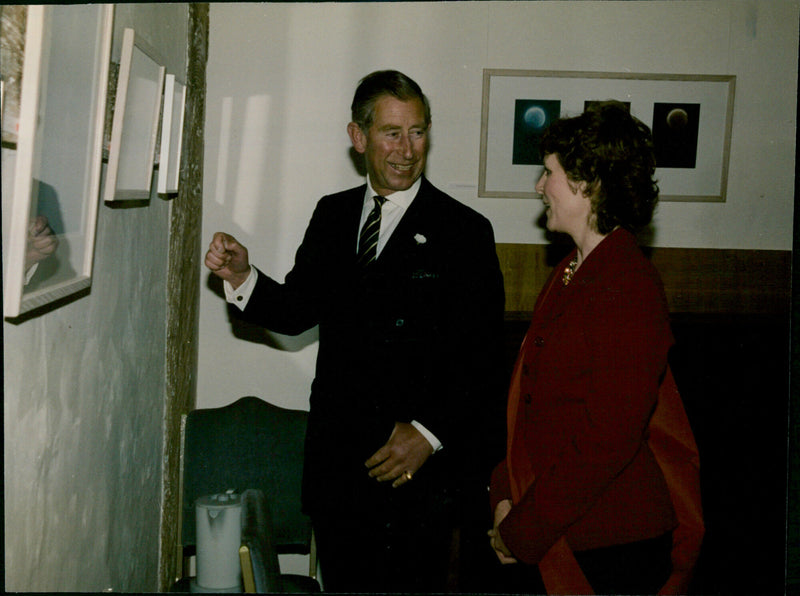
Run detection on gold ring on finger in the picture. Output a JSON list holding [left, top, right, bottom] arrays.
[[404, 471, 412, 481]]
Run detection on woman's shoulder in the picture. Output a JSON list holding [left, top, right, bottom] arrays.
[[585, 230, 667, 307], [595, 229, 660, 277]]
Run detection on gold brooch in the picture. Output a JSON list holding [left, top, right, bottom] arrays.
[[562, 258, 578, 286]]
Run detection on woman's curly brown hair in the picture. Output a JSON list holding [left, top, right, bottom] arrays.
[[540, 101, 659, 234]]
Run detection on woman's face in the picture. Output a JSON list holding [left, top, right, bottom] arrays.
[[535, 154, 593, 239]]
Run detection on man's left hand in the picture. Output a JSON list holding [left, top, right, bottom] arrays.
[[365, 422, 433, 488]]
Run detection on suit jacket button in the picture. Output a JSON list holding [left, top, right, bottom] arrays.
[[534, 336, 545, 347], [524, 394, 532, 404]]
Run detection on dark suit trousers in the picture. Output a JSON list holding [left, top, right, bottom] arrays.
[[312, 506, 454, 593]]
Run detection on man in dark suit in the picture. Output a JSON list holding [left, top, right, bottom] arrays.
[[205, 70, 506, 592]]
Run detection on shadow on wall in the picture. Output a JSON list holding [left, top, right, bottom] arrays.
[[206, 273, 319, 352]]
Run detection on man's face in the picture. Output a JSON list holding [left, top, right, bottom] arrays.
[[348, 95, 430, 197]]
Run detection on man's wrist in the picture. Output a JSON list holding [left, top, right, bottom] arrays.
[[411, 420, 442, 452], [224, 266, 257, 310], [228, 266, 252, 290]]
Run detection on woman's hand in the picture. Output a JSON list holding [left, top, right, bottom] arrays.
[[488, 499, 518, 564]]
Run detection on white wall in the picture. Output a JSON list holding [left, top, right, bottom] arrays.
[[200, 0, 797, 405], [2, 4, 188, 592], [199, 0, 797, 578]]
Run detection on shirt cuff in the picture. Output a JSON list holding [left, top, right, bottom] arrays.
[[411, 420, 443, 452], [224, 267, 257, 310]]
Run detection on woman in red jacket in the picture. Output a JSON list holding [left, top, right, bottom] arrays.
[[489, 102, 690, 594]]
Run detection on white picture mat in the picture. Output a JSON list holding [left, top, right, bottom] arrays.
[[104, 28, 165, 202], [479, 69, 735, 202], [157, 74, 185, 195], [4, 4, 113, 317]]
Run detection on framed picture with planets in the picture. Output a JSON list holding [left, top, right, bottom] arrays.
[[479, 69, 736, 202]]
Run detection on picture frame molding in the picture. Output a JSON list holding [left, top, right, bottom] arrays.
[[4, 4, 114, 318], [157, 73, 185, 196], [103, 27, 166, 203]]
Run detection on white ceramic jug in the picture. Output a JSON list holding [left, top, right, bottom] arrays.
[[195, 490, 242, 591]]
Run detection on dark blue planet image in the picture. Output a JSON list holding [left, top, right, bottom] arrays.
[[512, 99, 561, 165]]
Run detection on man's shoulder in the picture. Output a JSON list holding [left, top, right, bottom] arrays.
[[419, 177, 490, 227], [319, 184, 366, 204], [307, 185, 366, 222]]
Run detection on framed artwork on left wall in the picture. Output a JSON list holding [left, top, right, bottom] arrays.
[[157, 73, 186, 196], [3, 4, 114, 318], [103, 27, 166, 202], [0, 5, 27, 148]]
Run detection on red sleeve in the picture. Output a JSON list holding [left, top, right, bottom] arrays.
[[490, 459, 512, 512]]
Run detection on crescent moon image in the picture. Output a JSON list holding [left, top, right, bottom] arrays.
[[666, 108, 689, 129]]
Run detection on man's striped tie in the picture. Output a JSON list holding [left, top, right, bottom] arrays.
[[357, 195, 386, 267]]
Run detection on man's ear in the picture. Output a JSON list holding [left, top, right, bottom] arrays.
[[347, 122, 367, 154]]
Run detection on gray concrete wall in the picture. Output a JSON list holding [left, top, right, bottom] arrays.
[[3, 4, 189, 592]]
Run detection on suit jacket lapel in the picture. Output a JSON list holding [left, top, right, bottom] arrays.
[[375, 178, 433, 267], [341, 185, 367, 256]]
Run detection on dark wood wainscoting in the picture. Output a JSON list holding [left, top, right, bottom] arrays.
[[496, 243, 791, 595], [496, 243, 791, 316]]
